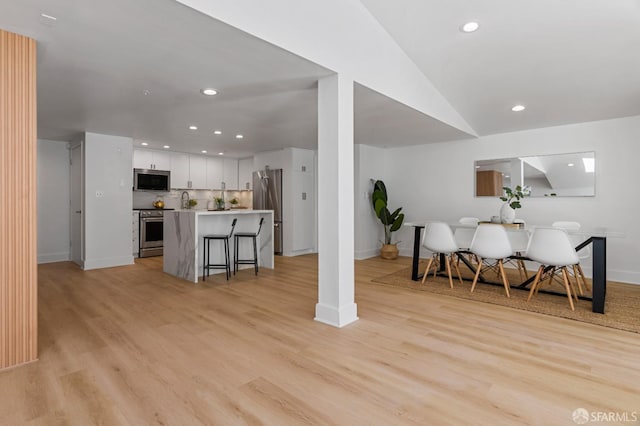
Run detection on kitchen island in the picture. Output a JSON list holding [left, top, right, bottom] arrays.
[[163, 210, 274, 283]]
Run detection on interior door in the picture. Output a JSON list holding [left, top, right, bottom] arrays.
[[70, 144, 83, 265]]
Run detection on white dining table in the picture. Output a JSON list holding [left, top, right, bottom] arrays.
[[405, 221, 621, 314]]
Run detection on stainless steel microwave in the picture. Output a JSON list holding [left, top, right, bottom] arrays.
[[133, 168, 171, 191]]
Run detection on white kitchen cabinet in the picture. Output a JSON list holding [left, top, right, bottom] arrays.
[[170, 152, 190, 189], [206, 157, 224, 189], [133, 149, 171, 170], [290, 171, 315, 252], [238, 157, 253, 190], [291, 148, 315, 174], [132, 211, 139, 257], [223, 158, 238, 190], [189, 155, 207, 189], [171, 153, 209, 189]]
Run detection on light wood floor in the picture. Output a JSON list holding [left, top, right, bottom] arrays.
[[1, 255, 639, 425]]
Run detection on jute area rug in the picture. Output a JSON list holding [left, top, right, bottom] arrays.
[[370, 260, 640, 334]]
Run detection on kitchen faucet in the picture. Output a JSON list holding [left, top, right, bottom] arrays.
[[181, 191, 190, 209]]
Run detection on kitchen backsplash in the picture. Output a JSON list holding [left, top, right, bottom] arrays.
[[133, 189, 253, 210]]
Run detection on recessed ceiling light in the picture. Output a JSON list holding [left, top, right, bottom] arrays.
[[505, 175, 510, 178], [213, 130, 222, 135], [201, 150, 207, 154], [189, 125, 198, 130], [201, 88, 218, 96], [511, 105, 526, 112], [218, 152, 224, 156], [475, 166, 480, 169], [235, 134, 244, 139], [461, 22, 479, 33], [567, 163, 574, 167], [163, 145, 170, 149], [141, 142, 149, 146], [143, 89, 151, 96]]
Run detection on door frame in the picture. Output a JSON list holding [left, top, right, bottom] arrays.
[[69, 141, 84, 267]]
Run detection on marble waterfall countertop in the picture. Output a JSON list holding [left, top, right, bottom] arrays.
[[163, 209, 274, 283]]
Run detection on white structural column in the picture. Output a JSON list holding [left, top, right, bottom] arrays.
[[315, 74, 358, 328]]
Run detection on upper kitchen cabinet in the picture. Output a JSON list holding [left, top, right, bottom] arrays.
[[292, 148, 315, 174], [170, 152, 190, 189], [223, 158, 238, 190], [133, 149, 171, 170], [206, 157, 223, 189], [171, 153, 207, 189], [238, 157, 254, 190], [189, 155, 207, 189]]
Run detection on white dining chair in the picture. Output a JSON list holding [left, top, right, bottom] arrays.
[[526, 227, 580, 311], [507, 228, 531, 281], [552, 221, 590, 294], [459, 217, 479, 225], [421, 222, 463, 288], [454, 217, 479, 261], [469, 224, 513, 297]]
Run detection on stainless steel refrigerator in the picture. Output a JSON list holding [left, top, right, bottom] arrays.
[[253, 168, 283, 254]]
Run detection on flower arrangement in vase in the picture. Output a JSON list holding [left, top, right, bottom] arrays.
[[499, 185, 531, 223]]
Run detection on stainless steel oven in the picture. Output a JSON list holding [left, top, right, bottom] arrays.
[[139, 209, 165, 257]]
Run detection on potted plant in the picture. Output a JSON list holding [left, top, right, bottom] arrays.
[[214, 197, 225, 210], [371, 179, 404, 259], [229, 197, 240, 208], [499, 185, 531, 223]]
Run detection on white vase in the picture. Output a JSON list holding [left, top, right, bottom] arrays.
[[500, 203, 516, 224]]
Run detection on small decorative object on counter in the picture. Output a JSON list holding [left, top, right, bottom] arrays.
[[188, 199, 198, 209], [214, 197, 225, 210], [229, 197, 239, 208], [153, 198, 165, 209]]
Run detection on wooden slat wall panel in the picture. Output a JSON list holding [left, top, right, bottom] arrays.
[[0, 29, 37, 370]]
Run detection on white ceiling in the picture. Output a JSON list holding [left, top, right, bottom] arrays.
[[1, 0, 639, 156], [360, 0, 640, 135], [0, 0, 333, 157]]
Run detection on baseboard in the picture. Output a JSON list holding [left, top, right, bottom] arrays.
[[83, 255, 134, 270], [355, 248, 379, 260], [606, 270, 640, 285], [315, 302, 358, 328], [282, 248, 315, 257], [37, 252, 70, 264]]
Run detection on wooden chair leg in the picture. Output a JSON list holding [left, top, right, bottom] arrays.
[[527, 265, 544, 302], [572, 265, 584, 295], [470, 257, 483, 293], [561, 267, 575, 311], [445, 254, 454, 288], [421, 256, 435, 284], [498, 259, 510, 298], [577, 263, 590, 291], [516, 258, 528, 282], [536, 267, 554, 296], [452, 253, 463, 286]]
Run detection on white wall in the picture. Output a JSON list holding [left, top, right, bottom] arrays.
[[354, 144, 388, 259], [83, 133, 134, 269], [37, 139, 70, 263], [356, 115, 640, 284], [177, 0, 475, 137]]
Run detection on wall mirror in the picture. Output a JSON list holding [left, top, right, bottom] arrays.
[[475, 151, 595, 197]]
